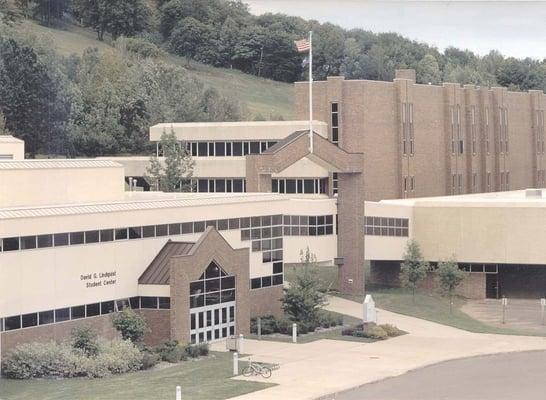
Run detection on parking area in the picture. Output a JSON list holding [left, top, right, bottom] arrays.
[[462, 298, 546, 334]]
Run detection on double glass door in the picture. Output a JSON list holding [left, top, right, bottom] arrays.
[[190, 302, 235, 344]]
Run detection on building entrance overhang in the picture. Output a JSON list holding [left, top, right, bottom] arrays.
[[245, 130, 365, 295]]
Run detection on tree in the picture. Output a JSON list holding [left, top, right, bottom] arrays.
[[282, 247, 327, 323], [0, 111, 10, 135], [73, 0, 150, 41], [168, 17, 214, 65], [71, 326, 99, 356], [0, 38, 57, 155], [417, 54, 441, 84], [112, 308, 148, 343], [436, 258, 465, 313], [0, 0, 21, 24], [399, 240, 429, 301], [146, 129, 194, 192]]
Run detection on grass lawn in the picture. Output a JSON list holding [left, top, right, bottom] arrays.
[[285, 264, 544, 336], [19, 21, 294, 120], [284, 264, 339, 293], [340, 287, 544, 337], [0, 352, 273, 400]]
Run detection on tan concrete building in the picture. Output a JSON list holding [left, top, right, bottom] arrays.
[[295, 70, 546, 201]]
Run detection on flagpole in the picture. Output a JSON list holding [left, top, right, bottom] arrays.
[[309, 30, 313, 153]]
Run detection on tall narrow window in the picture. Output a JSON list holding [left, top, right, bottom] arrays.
[[450, 106, 455, 154], [457, 105, 463, 154], [402, 103, 407, 155], [471, 106, 476, 155], [408, 103, 414, 155], [331, 103, 339, 145], [487, 172, 491, 191], [458, 173, 462, 193], [485, 107, 490, 155]]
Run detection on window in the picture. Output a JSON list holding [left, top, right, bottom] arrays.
[[100, 229, 114, 242], [128, 227, 142, 239], [142, 225, 155, 238], [85, 230, 99, 244], [115, 228, 128, 240], [158, 297, 171, 309], [37, 234, 53, 248], [156, 224, 168, 236], [101, 301, 115, 314], [141, 297, 158, 309], [55, 308, 70, 322], [71, 305, 85, 319], [53, 233, 69, 247], [22, 313, 38, 328], [331, 102, 339, 145], [69, 232, 84, 245], [4, 316, 21, 331], [86, 303, 100, 317], [233, 142, 243, 156], [20, 236, 36, 250], [215, 142, 225, 156]]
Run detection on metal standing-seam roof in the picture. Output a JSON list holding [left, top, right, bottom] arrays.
[[138, 241, 195, 284], [0, 159, 122, 169], [0, 193, 287, 220]]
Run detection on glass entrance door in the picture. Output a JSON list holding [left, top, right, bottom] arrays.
[[190, 302, 235, 344]]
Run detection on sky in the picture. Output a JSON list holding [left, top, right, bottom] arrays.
[[244, 1, 546, 60]]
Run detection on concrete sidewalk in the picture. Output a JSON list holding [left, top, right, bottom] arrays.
[[215, 296, 546, 400]]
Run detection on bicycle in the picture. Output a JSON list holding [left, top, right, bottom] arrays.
[[242, 359, 272, 378]]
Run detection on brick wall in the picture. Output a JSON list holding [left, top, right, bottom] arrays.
[[138, 309, 171, 347], [0, 314, 119, 356], [369, 261, 486, 299], [249, 286, 283, 318]]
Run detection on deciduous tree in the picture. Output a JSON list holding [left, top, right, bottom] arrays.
[[399, 240, 429, 301], [437, 258, 465, 313]]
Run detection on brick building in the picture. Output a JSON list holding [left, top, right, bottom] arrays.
[[295, 69, 546, 201]]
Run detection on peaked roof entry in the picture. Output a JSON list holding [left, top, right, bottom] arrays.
[[139, 241, 194, 285]]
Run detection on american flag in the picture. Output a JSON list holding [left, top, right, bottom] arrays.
[[294, 38, 310, 53]]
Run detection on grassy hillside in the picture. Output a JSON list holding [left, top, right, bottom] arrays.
[[20, 20, 294, 119]]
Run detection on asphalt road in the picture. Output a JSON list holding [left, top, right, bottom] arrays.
[[336, 350, 546, 400]]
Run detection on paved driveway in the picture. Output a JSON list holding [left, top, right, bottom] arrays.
[[214, 296, 546, 400], [337, 350, 546, 400]]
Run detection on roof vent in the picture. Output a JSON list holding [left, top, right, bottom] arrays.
[[525, 188, 542, 198]]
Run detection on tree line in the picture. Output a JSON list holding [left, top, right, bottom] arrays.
[[2, 0, 544, 91], [0, 19, 240, 156]]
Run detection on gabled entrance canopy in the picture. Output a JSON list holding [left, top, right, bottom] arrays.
[[246, 130, 365, 295]]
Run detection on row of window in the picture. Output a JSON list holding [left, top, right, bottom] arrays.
[[281, 214, 334, 236], [250, 274, 284, 289], [364, 216, 409, 237], [0, 214, 333, 253], [187, 141, 278, 157], [272, 178, 328, 194], [193, 178, 246, 193], [0, 296, 170, 332]]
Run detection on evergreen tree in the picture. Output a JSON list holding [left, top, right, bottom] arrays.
[[0, 111, 10, 135]]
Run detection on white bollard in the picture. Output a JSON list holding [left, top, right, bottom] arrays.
[[176, 385, 181, 400], [233, 352, 239, 376], [257, 317, 262, 339], [292, 323, 297, 343], [239, 333, 244, 354]]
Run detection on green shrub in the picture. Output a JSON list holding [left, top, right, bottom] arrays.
[[364, 326, 388, 340], [141, 351, 161, 370], [2, 339, 143, 379], [71, 327, 99, 357], [379, 324, 404, 337], [184, 343, 209, 358], [1, 341, 83, 379], [156, 340, 186, 363], [317, 312, 343, 328], [196, 343, 209, 356], [277, 317, 293, 335], [112, 309, 148, 343], [116, 37, 164, 58]]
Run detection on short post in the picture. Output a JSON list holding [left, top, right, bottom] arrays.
[[233, 352, 238, 376], [239, 333, 244, 354], [257, 317, 262, 340], [292, 323, 297, 343], [501, 296, 508, 324], [176, 385, 181, 400], [540, 298, 546, 325]]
